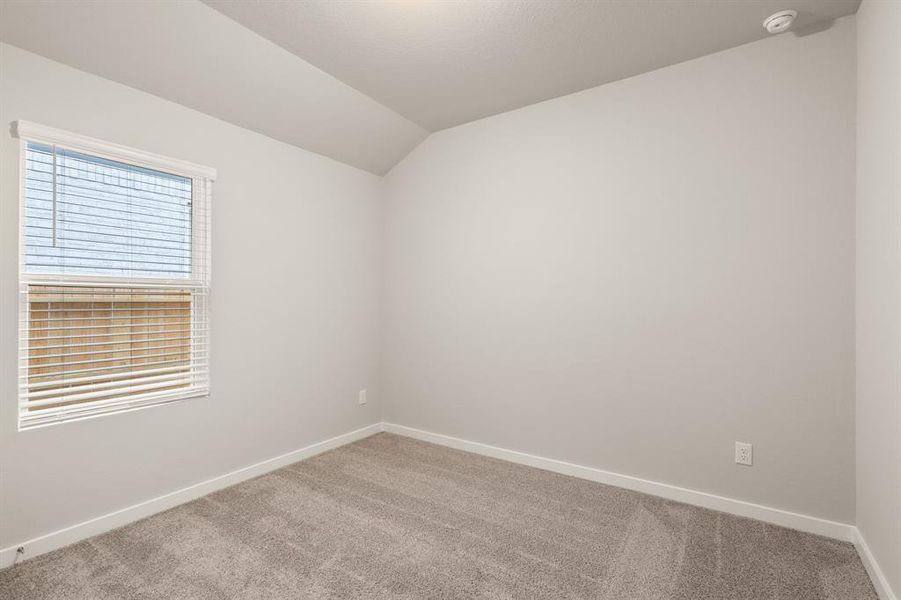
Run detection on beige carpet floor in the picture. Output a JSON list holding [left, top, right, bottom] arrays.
[[0, 432, 877, 599]]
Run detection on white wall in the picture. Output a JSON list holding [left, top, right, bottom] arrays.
[[0, 43, 382, 548], [383, 17, 857, 523], [856, 0, 901, 595]]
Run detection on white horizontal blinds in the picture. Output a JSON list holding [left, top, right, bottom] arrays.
[[18, 286, 209, 427], [18, 129, 212, 429], [24, 142, 193, 279]]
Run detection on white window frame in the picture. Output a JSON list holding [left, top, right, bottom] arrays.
[[15, 121, 216, 429]]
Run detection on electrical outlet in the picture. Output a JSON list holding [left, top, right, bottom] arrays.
[[735, 442, 753, 466], [358, 390, 367, 406]]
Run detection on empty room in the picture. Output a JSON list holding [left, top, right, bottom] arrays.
[[0, 0, 898, 598]]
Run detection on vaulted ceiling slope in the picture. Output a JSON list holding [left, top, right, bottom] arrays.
[[203, 0, 861, 132], [0, 0, 428, 175], [1, 1, 860, 175]]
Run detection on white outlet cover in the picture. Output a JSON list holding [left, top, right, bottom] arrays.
[[735, 442, 753, 466], [358, 390, 367, 405]]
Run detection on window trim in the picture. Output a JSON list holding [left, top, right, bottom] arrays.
[[14, 121, 216, 180], [14, 121, 216, 430]]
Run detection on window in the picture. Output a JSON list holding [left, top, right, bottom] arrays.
[[15, 121, 214, 429]]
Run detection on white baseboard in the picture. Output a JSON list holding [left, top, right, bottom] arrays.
[[382, 422, 856, 542], [0, 422, 382, 569], [854, 528, 898, 600]]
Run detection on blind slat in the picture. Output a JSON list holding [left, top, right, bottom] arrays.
[[23, 327, 197, 342], [23, 340, 203, 362], [19, 358, 209, 381], [23, 333, 194, 352], [22, 377, 207, 408], [22, 365, 199, 389], [27, 197, 191, 224], [20, 388, 207, 428], [18, 349, 209, 372], [26, 226, 192, 249], [23, 371, 198, 401]]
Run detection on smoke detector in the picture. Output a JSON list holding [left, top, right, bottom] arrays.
[[763, 10, 798, 34]]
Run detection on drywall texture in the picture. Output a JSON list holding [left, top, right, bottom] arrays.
[[383, 18, 857, 523], [0, 43, 382, 548], [856, 0, 901, 594]]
